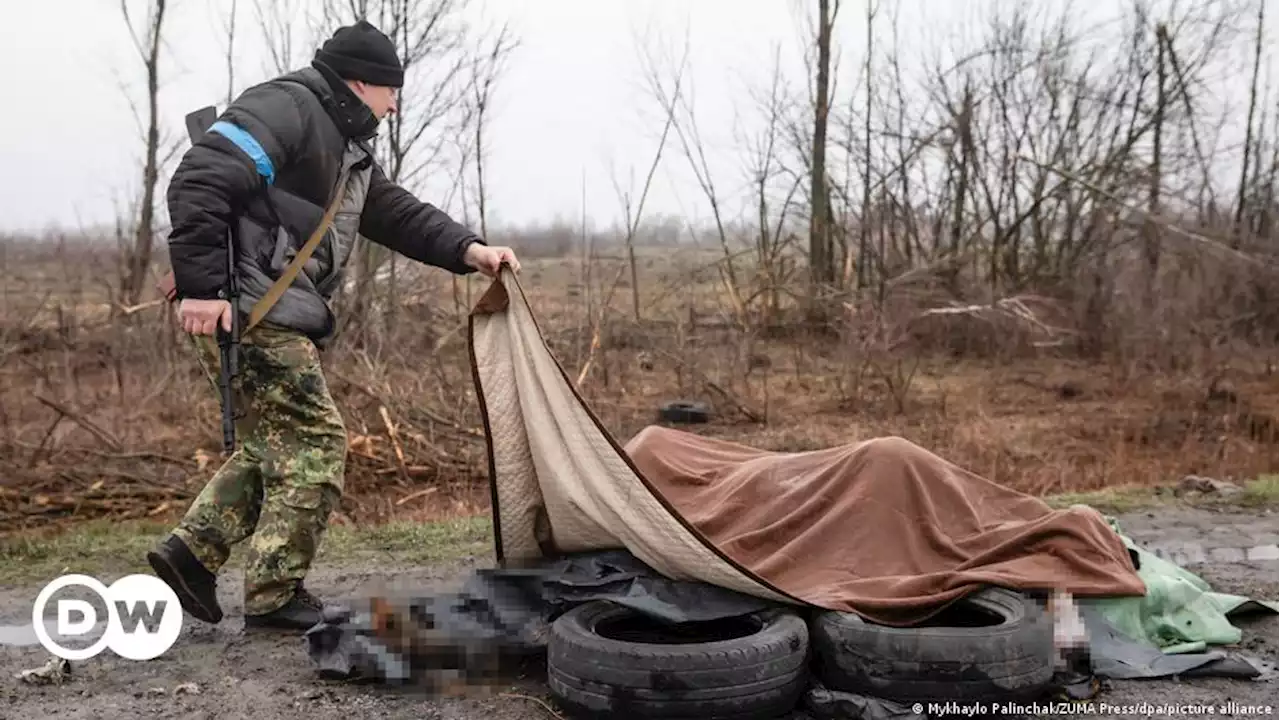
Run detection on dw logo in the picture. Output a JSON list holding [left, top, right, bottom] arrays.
[[32, 574, 184, 661]]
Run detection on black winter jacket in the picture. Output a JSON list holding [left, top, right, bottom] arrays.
[[165, 60, 482, 337]]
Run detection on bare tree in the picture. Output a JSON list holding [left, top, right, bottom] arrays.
[[860, 0, 876, 295], [637, 30, 749, 326], [466, 21, 518, 243], [575, 34, 688, 388], [446, 17, 517, 322], [806, 0, 839, 306], [254, 0, 323, 76], [118, 0, 168, 308], [740, 45, 804, 327], [1233, 0, 1266, 237], [1142, 22, 1169, 309], [220, 0, 238, 104]]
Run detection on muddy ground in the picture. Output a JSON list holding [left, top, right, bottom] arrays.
[[0, 506, 1275, 720]]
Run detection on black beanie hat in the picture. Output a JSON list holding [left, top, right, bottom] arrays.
[[314, 20, 404, 88]]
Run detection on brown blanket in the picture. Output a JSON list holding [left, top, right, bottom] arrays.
[[468, 270, 1146, 626], [623, 426, 1147, 625]]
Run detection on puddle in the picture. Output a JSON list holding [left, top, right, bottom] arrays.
[[1141, 542, 1279, 566], [0, 621, 111, 648], [0, 624, 41, 647]]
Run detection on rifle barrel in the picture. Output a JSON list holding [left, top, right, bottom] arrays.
[[219, 224, 240, 454]]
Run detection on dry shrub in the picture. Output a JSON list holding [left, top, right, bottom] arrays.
[[1, 221, 1276, 534]]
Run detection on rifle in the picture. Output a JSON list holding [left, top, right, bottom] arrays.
[[184, 106, 240, 455]]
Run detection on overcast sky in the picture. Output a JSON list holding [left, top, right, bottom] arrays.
[[2, 0, 1269, 237]]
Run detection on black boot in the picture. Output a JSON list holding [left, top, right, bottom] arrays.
[[146, 534, 224, 624], [244, 586, 326, 632]]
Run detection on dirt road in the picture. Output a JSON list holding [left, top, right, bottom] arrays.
[[1, 506, 1275, 720]]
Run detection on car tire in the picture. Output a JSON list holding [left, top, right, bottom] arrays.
[[658, 400, 711, 424], [811, 587, 1055, 703], [547, 601, 809, 719]]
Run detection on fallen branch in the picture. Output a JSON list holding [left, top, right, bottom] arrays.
[[82, 448, 194, 467], [58, 468, 191, 496], [373, 465, 449, 478], [4, 439, 193, 467], [347, 447, 384, 464], [332, 370, 484, 439], [33, 394, 122, 451], [915, 295, 1076, 340], [702, 379, 762, 423], [416, 406, 483, 439], [378, 405, 410, 486], [400, 428, 458, 462], [394, 486, 439, 506], [113, 298, 166, 316]]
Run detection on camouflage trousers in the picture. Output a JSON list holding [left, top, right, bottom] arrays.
[[173, 323, 346, 615]]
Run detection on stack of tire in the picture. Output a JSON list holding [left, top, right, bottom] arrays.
[[545, 588, 1056, 718], [810, 588, 1057, 707]]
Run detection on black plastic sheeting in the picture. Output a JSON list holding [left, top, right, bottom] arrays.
[[303, 550, 779, 683], [303, 549, 1271, 715], [1075, 602, 1275, 680]]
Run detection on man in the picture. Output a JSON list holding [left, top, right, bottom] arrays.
[[146, 19, 519, 632]]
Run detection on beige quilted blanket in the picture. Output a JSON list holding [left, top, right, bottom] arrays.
[[467, 269, 1147, 625]]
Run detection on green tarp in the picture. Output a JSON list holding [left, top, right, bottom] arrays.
[[1087, 517, 1278, 654]]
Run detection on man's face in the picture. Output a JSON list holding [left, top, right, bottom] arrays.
[[350, 81, 398, 120]]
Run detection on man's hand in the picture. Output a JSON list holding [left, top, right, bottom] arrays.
[[180, 299, 233, 336], [463, 242, 521, 277]]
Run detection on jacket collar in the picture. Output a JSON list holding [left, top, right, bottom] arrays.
[[288, 62, 381, 142]]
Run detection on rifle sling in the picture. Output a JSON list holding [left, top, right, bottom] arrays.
[[244, 166, 350, 333]]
